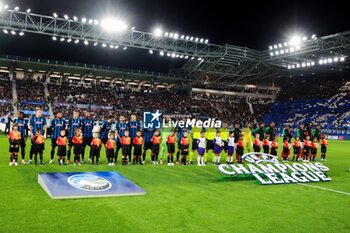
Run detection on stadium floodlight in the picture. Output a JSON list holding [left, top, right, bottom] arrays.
[[302, 63, 306, 67], [278, 43, 282, 48], [205, 39, 209, 43], [101, 18, 128, 32], [185, 55, 189, 59], [296, 64, 300, 68], [270, 52, 274, 56], [166, 53, 170, 57], [102, 43, 107, 47], [149, 50, 153, 54], [328, 58, 333, 63], [307, 62, 311, 67], [153, 28, 163, 37], [84, 40, 89, 45], [323, 59, 328, 64], [123, 47, 127, 50], [171, 53, 176, 58], [114, 45, 119, 49], [159, 51, 164, 56], [185, 36, 189, 40], [180, 55, 184, 58], [73, 16, 78, 21], [190, 37, 194, 41], [164, 32, 169, 37], [14, 6, 19, 11], [319, 60, 323, 65], [311, 34, 317, 39], [94, 19, 99, 25], [287, 65, 291, 69], [173, 33, 179, 39], [19, 32, 24, 36], [275, 51, 279, 55], [290, 36, 301, 46], [53, 13, 58, 18], [340, 57, 345, 62], [290, 47, 295, 52], [26, 9, 31, 13], [131, 27, 135, 30], [4, 5, 8, 10], [74, 39, 79, 44], [291, 65, 295, 69], [181, 35, 185, 39], [198, 57, 202, 61], [11, 30, 16, 35], [195, 38, 199, 42], [280, 50, 284, 54], [269, 46, 273, 50], [88, 19, 93, 24], [191, 56, 195, 60], [302, 36, 307, 41], [295, 45, 300, 50], [200, 38, 204, 43], [283, 42, 288, 46], [64, 15, 69, 20], [334, 57, 339, 62], [52, 36, 57, 40], [285, 49, 289, 53], [81, 17, 87, 23], [109, 44, 114, 48], [3, 29, 8, 34], [176, 54, 179, 58], [311, 61, 315, 66], [60, 37, 65, 42], [169, 33, 174, 38], [93, 42, 98, 46], [273, 45, 278, 49], [67, 38, 72, 43]]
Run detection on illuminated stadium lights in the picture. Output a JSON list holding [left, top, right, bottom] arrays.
[[181, 35, 185, 39], [67, 38, 72, 43], [101, 18, 128, 32], [73, 16, 78, 21], [283, 42, 288, 46], [275, 51, 279, 55], [190, 37, 194, 41], [153, 28, 162, 37], [176, 54, 179, 58], [311, 34, 317, 39], [301, 63, 306, 67], [195, 38, 199, 42], [74, 39, 79, 44], [290, 47, 295, 52], [10, 30, 16, 35], [200, 38, 204, 43], [166, 53, 170, 57], [185, 36, 189, 40], [64, 15, 69, 20], [109, 44, 114, 48], [273, 45, 278, 49], [278, 43, 282, 48], [270, 52, 274, 56], [84, 40, 89, 45], [159, 51, 164, 56], [191, 56, 195, 60], [94, 19, 99, 25], [311, 61, 315, 66], [340, 57, 345, 62], [114, 45, 119, 49], [4, 5, 8, 10], [53, 13, 58, 18], [81, 17, 87, 23], [123, 47, 127, 50], [26, 9, 31, 13], [88, 19, 93, 24], [185, 55, 189, 59], [60, 37, 65, 42], [173, 33, 179, 39], [205, 39, 209, 43], [171, 53, 176, 58], [19, 32, 24, 36], [169, 33, 173, 38], [302, 36, 307, 41], [280, 50, 284, 54], [296, 64, 300, 68], [164, 32, 169, 37], [149, 49, 153, 54], [268, 46, 273, 50], [102, 43, 107, 47], [93, 42, 98, 46], [52, 36, 57, 41], [3, 29, 8, 34], [14, 6, 19, 11]]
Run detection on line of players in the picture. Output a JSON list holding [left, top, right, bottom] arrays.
[[7, 108, 329, 166]]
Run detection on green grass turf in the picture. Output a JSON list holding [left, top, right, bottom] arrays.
[[0, 135, 349, 233]]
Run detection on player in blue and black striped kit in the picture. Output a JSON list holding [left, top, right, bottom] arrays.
[[142, 127, 155, 164], [115, 115, 129, 163], [13, 111, 29, 164], [67, 110, 82, 163], [82, 111, 94, 163], [50, 111, 66, 164], [28, 108, 47, 164], [128, 114, 140, 163]]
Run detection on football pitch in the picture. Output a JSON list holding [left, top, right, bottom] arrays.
[[0, 135, 349, 233]]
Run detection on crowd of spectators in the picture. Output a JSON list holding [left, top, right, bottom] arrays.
[[16, 77, 49, 111]]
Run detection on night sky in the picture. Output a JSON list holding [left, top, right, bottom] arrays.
[[0, 0, 349, 72]]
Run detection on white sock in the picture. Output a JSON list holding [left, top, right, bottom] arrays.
[[197, 156, 201, 164], [60, 159, 63, 164], [218, 156, 221, 163], [201, 157, 204, 164]]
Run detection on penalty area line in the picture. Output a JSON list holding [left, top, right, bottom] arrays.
[[298, 183, 350, 196]]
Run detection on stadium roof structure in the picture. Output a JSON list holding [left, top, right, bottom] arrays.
[[0, 7, 349, 85]]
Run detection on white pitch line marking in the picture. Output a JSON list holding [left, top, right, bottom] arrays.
[[298, 183, 350, 196]]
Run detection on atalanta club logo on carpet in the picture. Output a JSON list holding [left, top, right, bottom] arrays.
[[67, 174, 112, 191]]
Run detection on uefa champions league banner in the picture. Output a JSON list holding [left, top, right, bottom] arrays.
[[38, 171, 146, 199], [218, 152, 331, 185]]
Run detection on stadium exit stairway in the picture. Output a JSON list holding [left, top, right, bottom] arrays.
[[10, 75, 18, 117], [43, 82, 54, 118]]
